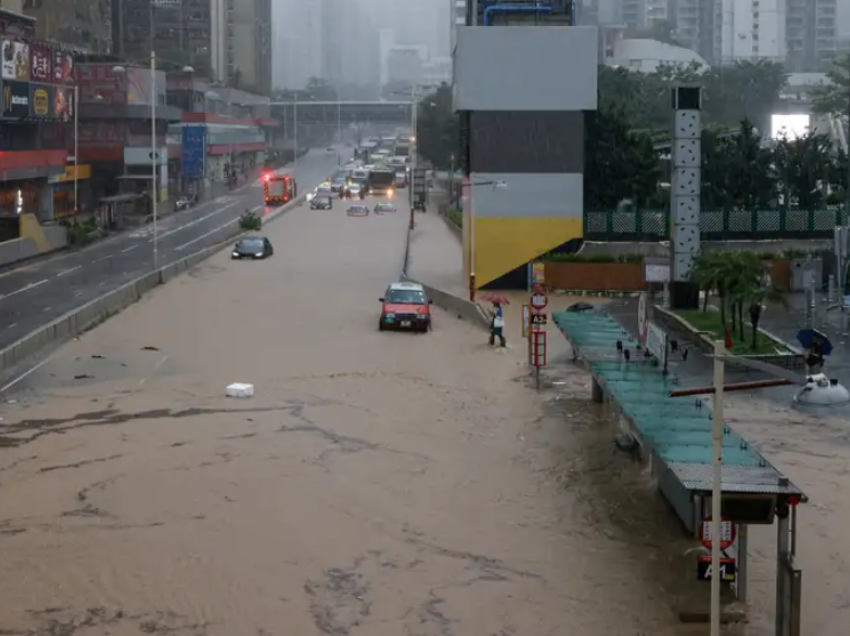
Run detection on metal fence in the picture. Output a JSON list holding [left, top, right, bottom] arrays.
[[584, 208, 849, 241]]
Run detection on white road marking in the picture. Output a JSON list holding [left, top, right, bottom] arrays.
[[57, 265, 82, 277], [139, 354, 169, 386], [121, 244, 138, 253], [153, 201, 243, 241], [92, 255, 111, 264], [0, 349, 60, 393], [7, 323, 16, 329], [42, 307, 51, 312], [174, 204, 265, 251], [0, 279, 48, 301]]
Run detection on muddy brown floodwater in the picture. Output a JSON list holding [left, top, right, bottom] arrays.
[[0, 200, 765, 635]]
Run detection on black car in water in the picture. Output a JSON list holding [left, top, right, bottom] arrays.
[[310, 196, 333, 210], [231, 236, 274, 259]]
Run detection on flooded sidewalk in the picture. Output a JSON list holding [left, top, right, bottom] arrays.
[[628, 295, 850, 635], [407, 211, 467, 297]]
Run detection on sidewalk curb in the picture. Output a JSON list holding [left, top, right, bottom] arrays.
[[400, 223, 490, 330], [0, 187, 314, 382]]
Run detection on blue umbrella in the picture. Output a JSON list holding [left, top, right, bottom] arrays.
[[797, 328, 833, 356]]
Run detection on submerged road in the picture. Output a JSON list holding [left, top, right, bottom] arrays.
[[0, 148, 343, 350], [0, 195, 707, 635]]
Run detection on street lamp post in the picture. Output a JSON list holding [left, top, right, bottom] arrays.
[[73, 85, 78, 217], [710, 339, 726, 636], [293, 93, 299, 170], [465, 179, 508, 301], [113, 62, 193, 271]]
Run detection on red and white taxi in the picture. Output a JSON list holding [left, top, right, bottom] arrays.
[[378, 282, 432, 332]]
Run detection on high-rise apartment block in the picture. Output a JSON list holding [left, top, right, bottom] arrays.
[[22, 0, 111, 53], [112, 0, 271, 94], [594, 0, 837, 70]]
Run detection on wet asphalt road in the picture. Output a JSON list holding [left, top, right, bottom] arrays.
[[0, 149, 343, 350], [0, 196, 723, 635]]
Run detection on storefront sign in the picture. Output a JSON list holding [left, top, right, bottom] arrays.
[[53, 49, 74, 84], [182, 124, 206, 178], [29, 83, 52, 118], [29, 42, 53, 83], [1, 81, 30, 119], [53, 85, 73, 122], [1, 38, 30, 81], [49, 164, 91, 183]]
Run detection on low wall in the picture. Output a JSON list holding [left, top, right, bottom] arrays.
[[653, 305, 805, 370], [545, 261, 645, 292], [400, 223, 489, 330], [0, 238, 40, 265], [0, 190, 310, 377]]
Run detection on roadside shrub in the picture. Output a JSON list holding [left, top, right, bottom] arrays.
[[65, 218, 98, 246], [239, 209, 262, 231], [447, 209, 462, 228]]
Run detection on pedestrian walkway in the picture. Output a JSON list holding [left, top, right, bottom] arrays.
[[407, 211, 466, 297]]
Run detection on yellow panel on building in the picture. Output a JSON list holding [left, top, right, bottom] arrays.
[[464, 217, 583, 288]]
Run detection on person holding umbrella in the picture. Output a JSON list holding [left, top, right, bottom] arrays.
[[480, 294, 508, 347]]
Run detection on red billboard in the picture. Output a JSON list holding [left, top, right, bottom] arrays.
[[29, 42, 52, 82]]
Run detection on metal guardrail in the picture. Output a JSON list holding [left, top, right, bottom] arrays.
[[584, 208, 849, 241]]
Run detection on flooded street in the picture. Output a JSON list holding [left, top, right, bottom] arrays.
[[0, 201, 775, 635]]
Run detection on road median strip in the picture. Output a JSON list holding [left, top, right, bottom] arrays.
[[399, 219, 489, 330]]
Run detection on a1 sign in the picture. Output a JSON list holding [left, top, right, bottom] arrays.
[[700, 517, 736, 549], [697, 556, 737, 582], [530, 285, 547, 310]]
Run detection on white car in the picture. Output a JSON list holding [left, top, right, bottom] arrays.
[[348, 184, 362, 197]]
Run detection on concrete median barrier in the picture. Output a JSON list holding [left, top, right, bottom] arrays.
[[399, 226, 489, 330], [0, 191, 312, 378]]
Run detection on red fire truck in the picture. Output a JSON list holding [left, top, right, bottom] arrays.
[[263, 172, 297, 205]]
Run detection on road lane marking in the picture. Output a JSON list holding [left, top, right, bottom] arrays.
[[0, 349, 60, 393], [0, 279, 48, 301], [57, 265, 82, 277], [121, 244, 138, 253], [7, 323, 16, 329], [174, 204, 265, 251], [153, 201, 244, 241], [92, 255, 111, 264], [42, 306, 50, 312]]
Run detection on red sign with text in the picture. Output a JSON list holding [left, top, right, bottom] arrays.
[[30, 42, 53, 83]]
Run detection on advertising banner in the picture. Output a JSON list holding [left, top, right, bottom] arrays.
[[1, 39, 31, 81], [29, 83, 53, 119], [29, 42, 53, 83], [53, 85, 74, 122], [1, 80, 30, 119], [53, 49, 74, 84], [181, 125, 206, 178]]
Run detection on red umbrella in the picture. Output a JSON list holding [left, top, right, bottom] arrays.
[[478, 293, 510, 305]]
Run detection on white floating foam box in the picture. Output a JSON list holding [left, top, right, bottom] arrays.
[[226, 383, 254, 398]]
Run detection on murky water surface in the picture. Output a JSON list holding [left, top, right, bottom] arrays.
[[0, 205, 843, 635]]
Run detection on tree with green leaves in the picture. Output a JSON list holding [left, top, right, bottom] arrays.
[[414, 84, 458, 170], [810, 54, 850, 117], [598, 60, 787, 131], [303, 77, 338, 100], [689, 251, 782, 349], [583, 106, 662, 209], [772, 131, 833, 209]]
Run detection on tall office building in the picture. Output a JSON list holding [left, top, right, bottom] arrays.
[[23, 0, 111, 53]]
